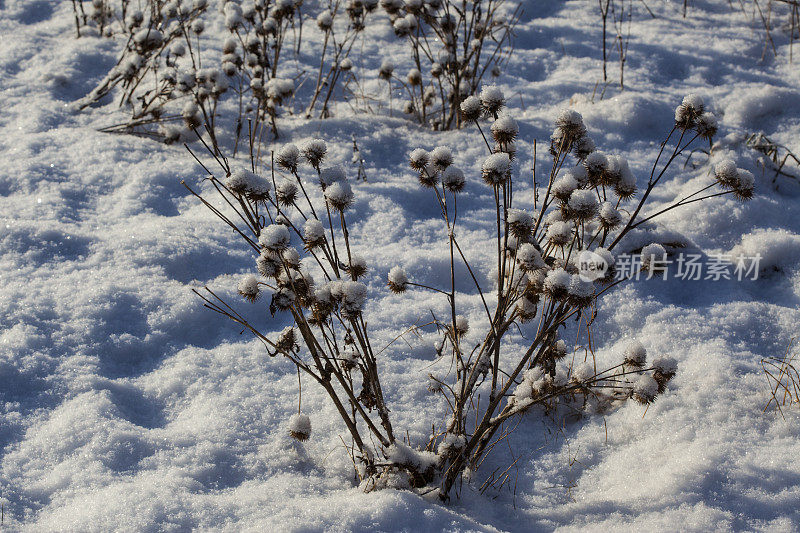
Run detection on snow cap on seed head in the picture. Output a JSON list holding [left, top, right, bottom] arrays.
[[675, 93, 705, 128], [570, 165, 590, 187], [568, 274, 594, 308], [379, 59, 394, 80], [546, 220, 573, 247], [171, 41, 186, 57], [259, 224, 291, 251], [614, 157, 637, 199], [301, 139, 327, 168], [601, 154, 624, 186], [442, 166, 465, 192], [481, 152, 511, 185], [572, 362, 595, 383], [545, 209, 565, 225], [277, 143, 300, 172], [275, 327, 296, 354], [276, 180, 298, 207], [454, 315, 469, 336], [226, 168, 271, 200], [316, 10, 333, 30], [573, 136, 596, 160], [552, 172, 579, 202], [653, 356, 677, 376], [713, 159, 756, 199], [387, 266, 408, 293], [281, 247, 301, 268], [516, 295, 538, 322], [409, 148, 430, 171], [507, 209, 534, 239], [696, 112, 718, 139], [733, 168, 754, 200], [238, 274, 260, 302], [543, 268, 571, 300], [598, 201, 623, 229], [393, 16, 412, 37], [348, 255, 367, 279], [480, 85, 505, 115], [491, 113, 518, 144], [430, 146, 454, 170], [324, 180, 354, 211], [191, 19, 205, 34], [288, 413, 311, 441], [567, 189, 599, 221], [517, 243, 545, 271], [460, 95, 482, 121], [182, 100, 202, 128], [340, 281, 368, 317], [652, 355, 678, 392], [256, 250, 282, 278], [584, 151, 607, 183], [555, 108, 586, 140], [303, 219, 326, 248], [623, 340, 647, 368], [632, 374, 659, 404], [320, 165, 346, 187], [714, 159, 739, 188]]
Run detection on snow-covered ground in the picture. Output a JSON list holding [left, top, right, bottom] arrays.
[[2, 0, 800, 530]]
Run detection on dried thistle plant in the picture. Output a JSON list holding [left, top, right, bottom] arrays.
[[186, 91, 753, 500]]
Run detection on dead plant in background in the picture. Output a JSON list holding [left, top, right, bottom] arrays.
[[76, 0, 377, 144], [762, 338, 800, 418], [379, 0, 519, 129]]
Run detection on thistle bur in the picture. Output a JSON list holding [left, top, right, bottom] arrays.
[[387, 266, 409, 293], [480, 85, 505, 115], [288, 413, 312, 441]]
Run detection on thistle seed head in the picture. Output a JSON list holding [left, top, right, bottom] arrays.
[[237, 275, 261, 302], [288, 413, 311, 441], [387, 266, 408, 293], [442, 166, 465, 192]]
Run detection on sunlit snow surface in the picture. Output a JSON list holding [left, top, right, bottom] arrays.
[[1, 0, 800, 530]]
